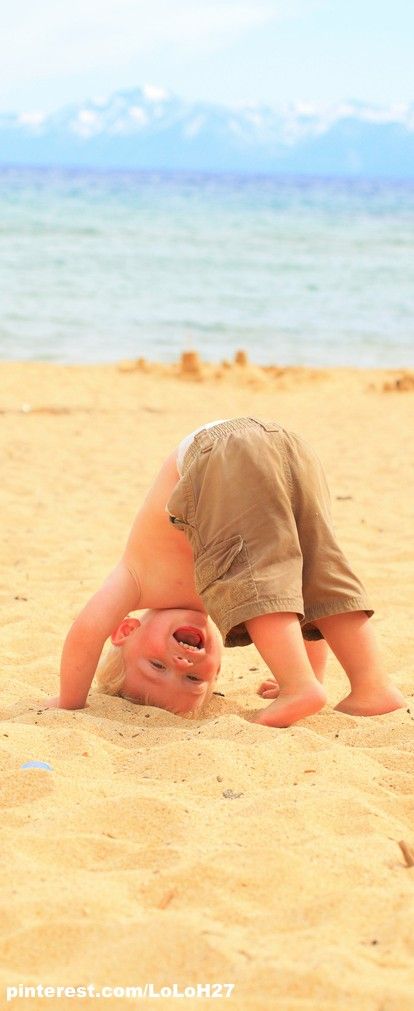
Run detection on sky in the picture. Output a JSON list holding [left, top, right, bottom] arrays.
[[1, 0, 413, 115]]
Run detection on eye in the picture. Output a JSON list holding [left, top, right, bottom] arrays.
[[150, 660, 166, 671], [186, 674, 202, 683]]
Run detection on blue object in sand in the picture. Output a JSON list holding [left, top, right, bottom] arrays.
[[21, 760, 53, 771]]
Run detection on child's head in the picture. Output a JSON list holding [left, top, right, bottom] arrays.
[[96, 608, 222, 716]]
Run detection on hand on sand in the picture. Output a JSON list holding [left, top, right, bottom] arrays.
[[38, 696, 62, 709], [38, 696, 87, 710], [257, 678, 280, 699]]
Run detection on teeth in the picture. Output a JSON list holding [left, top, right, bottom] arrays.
[[176, 639, 200, 651]]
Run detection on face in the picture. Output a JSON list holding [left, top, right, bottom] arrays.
[[112, 609, 222, 715]]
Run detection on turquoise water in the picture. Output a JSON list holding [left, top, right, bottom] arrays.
[[1, 167, 413, 367]]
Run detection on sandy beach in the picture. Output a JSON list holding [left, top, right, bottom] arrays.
[[1, 355, 413, 1011]]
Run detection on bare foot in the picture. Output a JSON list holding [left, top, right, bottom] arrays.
[[257, 678, 280, 699], [335, 685, 406, 717], [252, 682, 327, 728]]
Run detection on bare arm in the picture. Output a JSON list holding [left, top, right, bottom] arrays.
[[44, 451, 179, 710], [56, 561, 141, 709]]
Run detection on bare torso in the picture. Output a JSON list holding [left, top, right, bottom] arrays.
[[123, 450, 203, 611]]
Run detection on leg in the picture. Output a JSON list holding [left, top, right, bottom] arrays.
[[316, 612, 406, 716], [305, 638, 329, 682], [247, 612, 327, 727], [257, 637, 328, 697]]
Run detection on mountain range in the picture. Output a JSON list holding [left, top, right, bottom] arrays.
[[1, 86, 414, 178]]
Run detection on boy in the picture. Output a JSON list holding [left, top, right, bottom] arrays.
[[45, 417, 405, 727]]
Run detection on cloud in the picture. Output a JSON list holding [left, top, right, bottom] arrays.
[[1, 0, 320, 82], [1, 0, 332, 114]]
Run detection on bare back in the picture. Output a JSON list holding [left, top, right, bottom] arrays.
[[123, 450, 203, 611]]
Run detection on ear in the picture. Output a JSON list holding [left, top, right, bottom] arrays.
[[111, 617, 141, 646]]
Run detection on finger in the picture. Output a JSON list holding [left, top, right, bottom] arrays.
[[257, 679, 279, 691]]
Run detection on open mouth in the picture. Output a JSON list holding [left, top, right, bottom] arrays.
[[173, 627, 204, 651]]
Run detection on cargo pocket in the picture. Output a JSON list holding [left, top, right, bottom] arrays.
[[195, 534, 244, 593], [194, 534, 257, 630]]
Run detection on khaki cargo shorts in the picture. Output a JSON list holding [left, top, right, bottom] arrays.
[[167, 417, 373, 647]]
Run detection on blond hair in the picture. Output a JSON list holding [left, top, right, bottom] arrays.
[[96, 644, 127, 697], [96, 643, 217, 716]]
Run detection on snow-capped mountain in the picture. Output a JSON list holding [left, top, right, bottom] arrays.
[[1, 86, 413, 178]]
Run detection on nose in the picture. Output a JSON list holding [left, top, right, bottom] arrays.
[[172, 653, 197, 671]]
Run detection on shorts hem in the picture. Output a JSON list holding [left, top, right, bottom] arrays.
[[303, 596, 373, 623], [219, 597, 304, 648], [301, 597, 374, 640]]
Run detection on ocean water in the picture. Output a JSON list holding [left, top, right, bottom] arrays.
[[0, 167, 413, 368]]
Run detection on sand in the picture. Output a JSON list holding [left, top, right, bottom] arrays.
[[1, 355, 413, 1011]]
